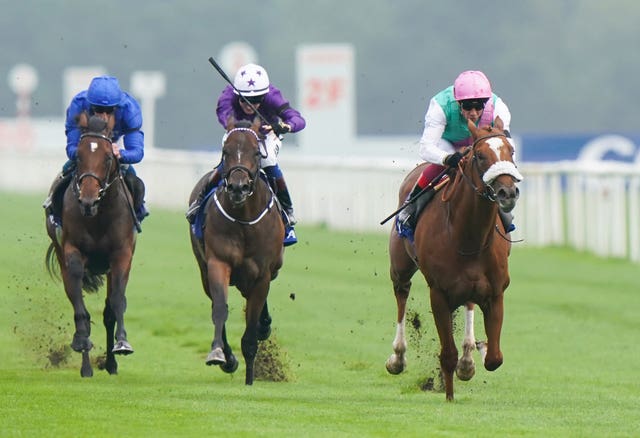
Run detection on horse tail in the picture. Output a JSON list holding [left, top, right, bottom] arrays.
[[82, 273, 104, 293], [45, 243, 61, 281], [45, 243, 104, 293]]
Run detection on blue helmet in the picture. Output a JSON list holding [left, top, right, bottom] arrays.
[[87, 76, 123, 106]]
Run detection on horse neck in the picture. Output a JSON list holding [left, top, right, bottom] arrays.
[[446, 168, 498, 247]]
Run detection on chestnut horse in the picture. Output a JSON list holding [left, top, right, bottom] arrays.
[[386, 118, 522, 401], [45, 112, 137, 377], [189, 117, 284, 385]]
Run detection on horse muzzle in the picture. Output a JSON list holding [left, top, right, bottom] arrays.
[[225, 183, 253, 206], [493, 176, 520, 213], [78, 197, 100, 217]]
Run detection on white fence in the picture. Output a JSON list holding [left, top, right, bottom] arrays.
[[2, 148, 639, 263]]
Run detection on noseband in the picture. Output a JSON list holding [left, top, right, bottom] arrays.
[[74, 133, 119, 203], [458, 133, 520, 203]]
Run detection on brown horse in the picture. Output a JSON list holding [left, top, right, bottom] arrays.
[[45, 112, 137, 377], [189, 117, 284, 385], [386, 117, 522, 401]]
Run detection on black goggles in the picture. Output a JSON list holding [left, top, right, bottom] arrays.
[[459, 99, 488, 111], [243, 95, 265, 105], [91, 105, 115, 114]]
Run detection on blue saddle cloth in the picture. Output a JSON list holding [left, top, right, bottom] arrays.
[[395, 217, 415, 243]]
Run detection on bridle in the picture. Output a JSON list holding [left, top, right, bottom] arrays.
[[216, 126, 275, 225], [456, 133, 510, 203], [222, 127, 263, 195], [73, 132, 119, 205]]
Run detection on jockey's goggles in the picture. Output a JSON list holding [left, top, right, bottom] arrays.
[[242, 95, 265, 105], [459, 99, 488, 111], [91, 105, 115, 114]]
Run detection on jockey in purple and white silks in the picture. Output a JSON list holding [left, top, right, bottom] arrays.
[[186, 63, 306, 246], [396, 70, 516, 239]]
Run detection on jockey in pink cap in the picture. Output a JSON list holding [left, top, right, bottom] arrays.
[[396, 70, 515, 240]]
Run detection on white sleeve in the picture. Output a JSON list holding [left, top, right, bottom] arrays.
[[418, 98, 449, 165], [493, 97, 516, 159], [493, 97, 511, 132]]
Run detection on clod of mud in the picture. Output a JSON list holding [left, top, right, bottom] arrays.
[[254, 335, 292, 382]]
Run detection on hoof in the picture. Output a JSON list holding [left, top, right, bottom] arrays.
[[257, 324, 271, 341], [112, 340, 134, 355], [220, 353, 239, 373], [71, 335, 93, 353], [385, 354, 406, 375], [206, 347, 226, 366], [456, 358, 476, 381]]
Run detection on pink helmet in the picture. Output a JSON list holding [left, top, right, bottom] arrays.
[[453, 71, 492, 100]]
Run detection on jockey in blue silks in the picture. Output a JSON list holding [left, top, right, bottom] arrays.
[[186, 63, 306, 246], [43, 75, 149, 228]]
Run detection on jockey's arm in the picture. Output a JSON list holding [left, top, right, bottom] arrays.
[[418, 99, 448, 165], [118, 130, 144, 164]]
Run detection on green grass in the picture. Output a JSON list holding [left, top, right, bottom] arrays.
[[1, 191, 639, 437]]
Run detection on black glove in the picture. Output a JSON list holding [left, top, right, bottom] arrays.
[[444, 152, 463, 168], [272, 122, 291, 137]]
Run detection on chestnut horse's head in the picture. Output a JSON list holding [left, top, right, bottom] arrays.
[[73, 112, 118, 216], [221, 117, 263, 206], [465, 117, 522, 213]]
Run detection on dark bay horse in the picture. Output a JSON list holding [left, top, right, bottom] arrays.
[[45, 112, 137, 377], [386, 117, 522, 401], [189, 117, 284, 385]]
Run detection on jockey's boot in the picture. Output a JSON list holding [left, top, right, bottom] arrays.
[[274, 176, 296, 226], [498, 210, 515, 233], [124, 172, 149, 223], [43, 170, 73, 226], [274, 176, 297, 246], [186, 169, 221, 224], [397, 183, 435, 231]]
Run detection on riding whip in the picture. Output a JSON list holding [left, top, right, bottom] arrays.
[[379, 148, 472, 225]]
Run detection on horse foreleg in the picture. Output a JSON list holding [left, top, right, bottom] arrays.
[[205, 260, 230, 367], [108, 259, 134, 355], [102, 297, 118, 374], [430, 287, 458, 401], [386, 278, 410, 375], [480, 293, 505, 372], [257, 300, 272, 341], [456, 302, 476, 381], [62, 248, 93, 355], [242, 281, 270, 385]]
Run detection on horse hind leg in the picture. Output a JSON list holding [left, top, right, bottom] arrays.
[[102, 299, 118, 374], [80, 350, 93, 377], [386, 277, 411, 375], [456, 303, 476, 381], [107, 271, 134, 356], [430, 287, 458, 401]]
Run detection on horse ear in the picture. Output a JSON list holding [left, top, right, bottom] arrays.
[[467, 119, 479, 138], [226, 115, 236, 131], [107, 113, 116, 132], [77, 111, 89, 129], [494, 116, 504, 131], [251, 116, 261, 133]]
